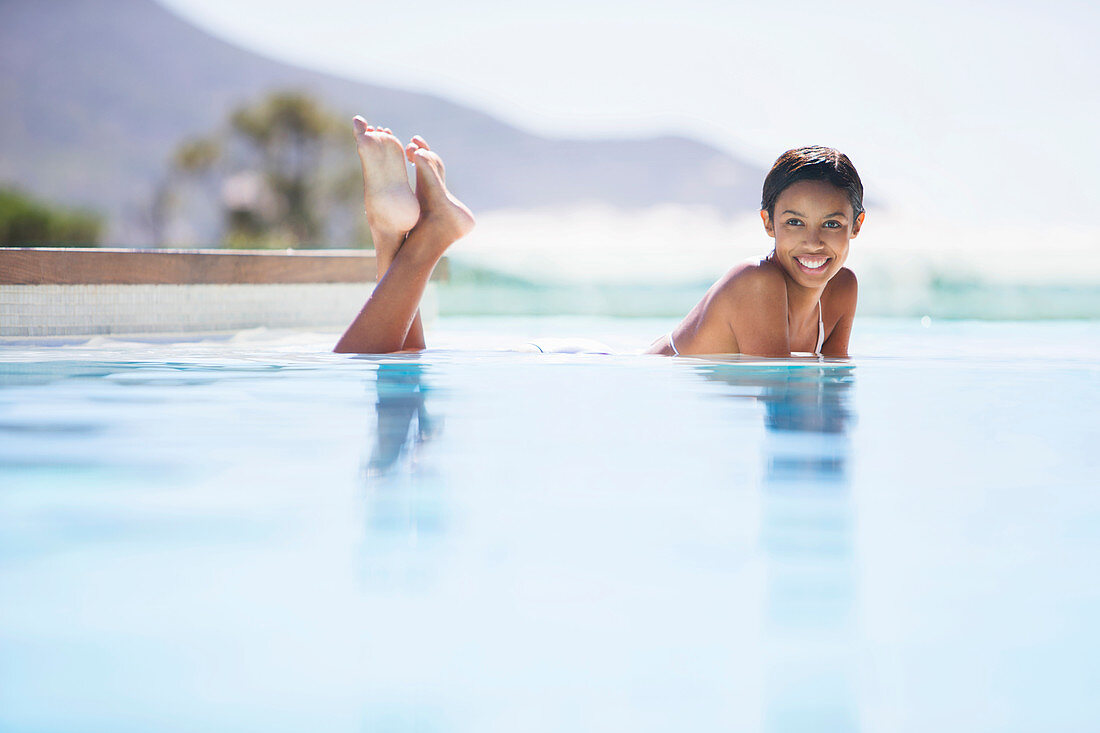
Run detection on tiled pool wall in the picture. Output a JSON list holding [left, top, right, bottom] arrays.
[[0, 283, 451, 338], [0, 283, 392, 337], [0, 247, 450, 338]]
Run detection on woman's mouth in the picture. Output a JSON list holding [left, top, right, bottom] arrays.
[[794, 255, 830, 273]]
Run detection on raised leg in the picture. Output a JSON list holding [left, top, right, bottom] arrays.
[[335, 134, 474, 354], [349, 117, 424, 350], [372, 230, 426, 350]]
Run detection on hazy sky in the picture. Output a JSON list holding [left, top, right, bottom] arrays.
[[157, 0, 1099, 223]]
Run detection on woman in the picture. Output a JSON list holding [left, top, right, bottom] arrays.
[[334, 117, 864, 357]]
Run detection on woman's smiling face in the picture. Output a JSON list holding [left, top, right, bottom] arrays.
[[761, 179, 864, 289]]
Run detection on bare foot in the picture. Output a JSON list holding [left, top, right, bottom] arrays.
[[353, 117, 419, 242], [404, 135, 475, 250]]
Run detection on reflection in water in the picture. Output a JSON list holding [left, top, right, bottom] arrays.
[[364, 360, 441, 478], [360, 359, 447, 588], [698, 363, 857, 732]]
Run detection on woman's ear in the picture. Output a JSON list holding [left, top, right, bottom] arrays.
[[760, 209, 775, 237], [851, 211, 865, 238]]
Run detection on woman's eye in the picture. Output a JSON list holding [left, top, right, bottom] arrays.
[[824, 221, 840, 228], [785, 219, 802, 226]]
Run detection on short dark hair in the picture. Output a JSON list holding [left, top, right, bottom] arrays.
[[761, 146, 864, 220]]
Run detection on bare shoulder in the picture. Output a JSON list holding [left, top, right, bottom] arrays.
[[712, 259, 787, 306], [710, 259, 788, 332], [823, 267, 858, 308], [704, 258, 788, 356]]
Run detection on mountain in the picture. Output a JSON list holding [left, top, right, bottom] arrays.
[[0, 0, 762, 244]]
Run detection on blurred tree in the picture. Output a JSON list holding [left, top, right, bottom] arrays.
[[0, 188, 103, 247], [149, 136, 222, 246], [160, 91, 367, 249]]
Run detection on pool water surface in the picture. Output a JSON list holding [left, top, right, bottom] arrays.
[[1, 317, 1098, 732]]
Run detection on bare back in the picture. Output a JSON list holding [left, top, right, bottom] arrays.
[[647, 258, 858, 357]]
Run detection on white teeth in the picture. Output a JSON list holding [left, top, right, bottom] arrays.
[[796, 256, 828, 270]]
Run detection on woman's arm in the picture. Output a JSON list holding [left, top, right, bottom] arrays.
[[724, 265, 791, 358], [820, 268, 858, 357], [662, 264, 791, 357]]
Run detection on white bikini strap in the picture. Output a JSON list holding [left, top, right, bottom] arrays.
[[816, 302, 825, 354], [668, 332, 680, 356]]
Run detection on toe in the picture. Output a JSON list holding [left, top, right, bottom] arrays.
[[405, 143, 418, 163], [383, 127, 392, 135], [413, 148, 441, 177], [352, 116, 368, 133], [411, 149, 430, 169], [411, 135, 430, 150]]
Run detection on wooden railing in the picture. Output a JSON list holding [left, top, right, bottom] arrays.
[[0, 248, 448, 338], [0, 247, 448, 284]]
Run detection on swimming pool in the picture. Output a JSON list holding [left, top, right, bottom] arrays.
[[1, 317, 1097, 732]]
